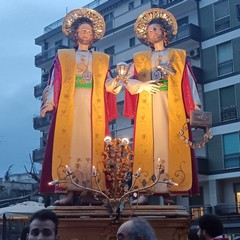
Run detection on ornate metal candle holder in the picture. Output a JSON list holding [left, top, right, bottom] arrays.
[[49, 137, 177, 219]]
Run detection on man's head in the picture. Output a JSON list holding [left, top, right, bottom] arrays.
[[134, 8, 177, 48], [73, 18, 94, 48], [146, 21, 167, 48], [62, 8, 105, 46], [116, 217, 157, 240], [197, 214, 224, 240], [27, 209, 58, 240]]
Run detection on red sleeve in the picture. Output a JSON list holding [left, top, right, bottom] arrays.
[[123, 64, 139, 119], [123, 90, 138, 119], [53, 55, 62, 108], [105, 91, 118, 122], [182, 62, 195, 118]]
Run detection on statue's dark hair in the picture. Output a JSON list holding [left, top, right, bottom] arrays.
[[72, 17, 94, 49], [147, 18, 172, 49]]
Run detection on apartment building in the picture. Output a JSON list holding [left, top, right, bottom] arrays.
[[33, 0, 240, 232]]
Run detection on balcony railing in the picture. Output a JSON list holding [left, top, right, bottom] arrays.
[[43, 0, 109, 33], [33, 114, 52, 130], [32, 147, 46, 163], [189, 203, 240, 220], [172, 24, 201, 44], [158, 0, 183, 8], [189, 205, 212, 219], [215, 203, 240, 217], [221, 105, 237, 122], [35, 44, 68, 67]]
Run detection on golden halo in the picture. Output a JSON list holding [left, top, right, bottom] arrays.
[[134, 8, 178, 47], [62, 8, 106, 42]]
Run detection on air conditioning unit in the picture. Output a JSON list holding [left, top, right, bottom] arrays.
[[188, 48, 200, 59], [111, 68, 118, 77]]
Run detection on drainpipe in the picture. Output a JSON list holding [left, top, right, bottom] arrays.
[[3, 213, 6, 240], [195, 0, 203, 70]]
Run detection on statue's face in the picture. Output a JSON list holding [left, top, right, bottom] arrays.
[[76, 23, 93, 46], [147, 23, 164, 44]]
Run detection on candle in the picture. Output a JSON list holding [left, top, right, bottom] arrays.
[[135, 167, 141, 177], [104, 136, 112, 145], [92, 166, 97, 176], [121, 138, 129, 146], [66, 165, 71, 176], [48, 180, 59, 186]]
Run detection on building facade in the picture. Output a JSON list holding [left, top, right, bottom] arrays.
[[33, 0, 240, 232]]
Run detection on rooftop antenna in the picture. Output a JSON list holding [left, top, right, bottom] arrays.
[[66, 6, 68, 14]]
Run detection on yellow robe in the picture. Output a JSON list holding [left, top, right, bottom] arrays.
[[132, 49, 193, 193], [52, 49, 109, 190]]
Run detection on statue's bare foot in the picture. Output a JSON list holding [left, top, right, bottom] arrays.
[[81, 192, 103, 206], [132, 195, 149, 205], [54, 191, 74, 206], [163, 195, 175, 205]]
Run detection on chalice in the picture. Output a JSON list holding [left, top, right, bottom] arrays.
[[117, 62, 129, 84]]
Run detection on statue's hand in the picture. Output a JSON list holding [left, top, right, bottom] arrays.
[[194, 105, 201, 110], [141, 80, 160, 94], [40, 104, 54, 117]]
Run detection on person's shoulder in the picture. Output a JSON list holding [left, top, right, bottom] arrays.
[[168, 48, 187, 59], [58, 48, 75, 53], [168, 48, 186, 55], [134, 50, 151, 55], [57, 48, 75, 56], [92, 51, 110, 60], [133, 50, 151, 60]]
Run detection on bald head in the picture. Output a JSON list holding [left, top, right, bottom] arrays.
[[117, 217, 157, 240]]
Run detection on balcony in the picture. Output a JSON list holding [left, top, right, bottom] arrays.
[[191, 66, 203, 84], [35, 44, 68, 68], [34, 82, 47, 98], [197, 157, 208, 174], [32, 147, 46, 163], [221, 105, 237, 122], [33, 114, 52, 130], [158, 0, 184, 8], [171, 24, 201, 46], [189, 203, 240, 222]]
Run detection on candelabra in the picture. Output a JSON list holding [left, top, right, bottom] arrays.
[[49, 137, 177, 219]]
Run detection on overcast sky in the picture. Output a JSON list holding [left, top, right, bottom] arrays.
[[0, 0, 93, 178]]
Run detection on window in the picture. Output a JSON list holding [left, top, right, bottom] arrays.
[[223, 132, 240, 168], [128, 1, 134, 10], [177, 17, 189, 28], [237, 4, 240, 20], [217, 41, 233, 76], [43, 41, 48, 51], [109, 119, 116, 131], [118, 101, 124, 116], [55, 40, 62, 46], [104, 12, 114, 31], [220, 85, 237, 122], [129, 37, 135, 47], [234, 183, 240, 213], [214, 0, 230, 33], [104, 46, 115, 66]]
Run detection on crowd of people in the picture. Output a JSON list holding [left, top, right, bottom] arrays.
[[20, 209, 237, 240]]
